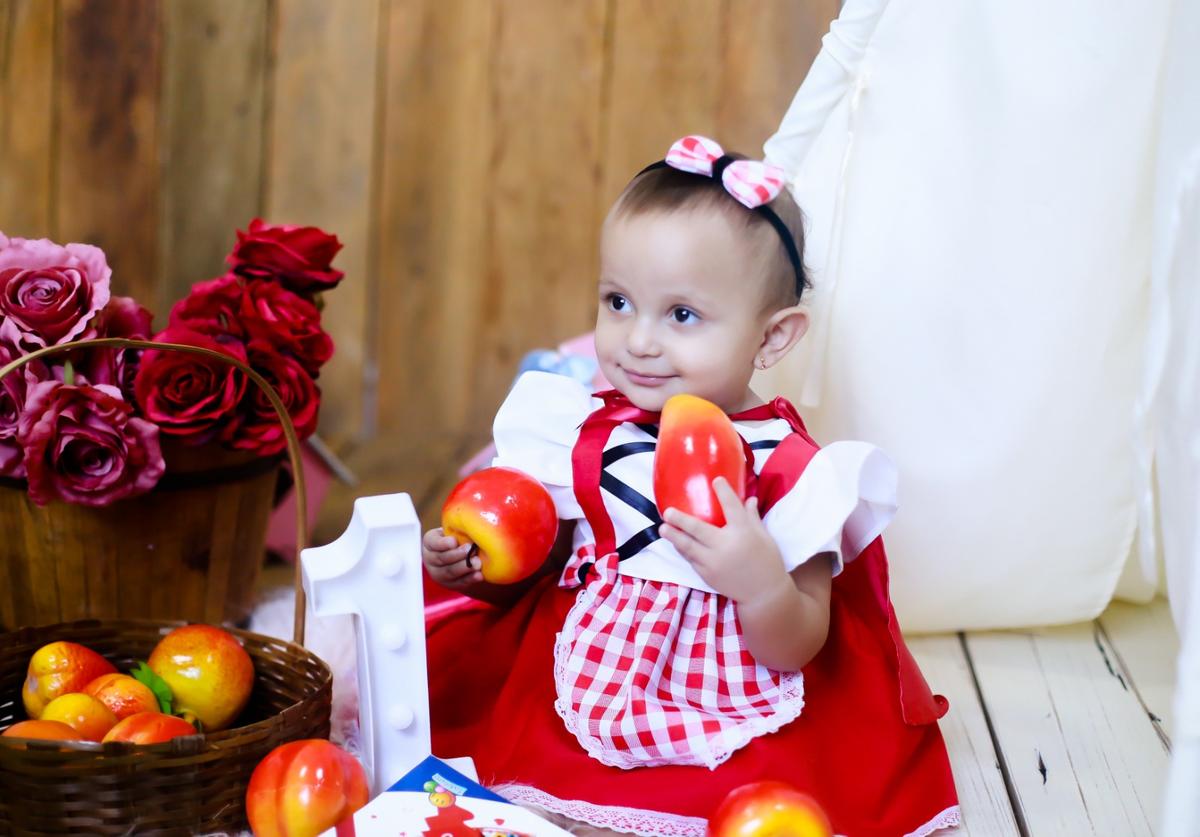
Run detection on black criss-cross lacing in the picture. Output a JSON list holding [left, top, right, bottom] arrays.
[[597, 431, 780, 564], [600, 434, 664, 562]]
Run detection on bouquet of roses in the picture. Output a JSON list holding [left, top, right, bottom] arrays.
[[0, 220, 343, 507]]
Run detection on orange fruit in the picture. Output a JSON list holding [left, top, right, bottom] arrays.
[[2, 720, 80, 741], [102, 711, 196, 744], [84, 673, 159, 721], [41, 693, 118, 742], [148, 624, 254, 731], [22, 641, 116, 719]]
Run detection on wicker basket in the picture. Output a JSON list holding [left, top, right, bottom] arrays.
[[0, 620, 331, 835], [0, 339, 329, 835]]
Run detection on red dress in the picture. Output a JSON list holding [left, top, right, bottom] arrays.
[[427, 383, 959, 836]]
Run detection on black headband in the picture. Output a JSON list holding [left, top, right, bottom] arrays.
[[637, 157, 806, 300]]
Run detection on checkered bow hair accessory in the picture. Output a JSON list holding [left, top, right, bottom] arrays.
[[664, 135, 786, 209]]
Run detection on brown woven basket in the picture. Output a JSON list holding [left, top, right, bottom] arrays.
[[0, 620, 331, 835], [0, 339, 329, 835]]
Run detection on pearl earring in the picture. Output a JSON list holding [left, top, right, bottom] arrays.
[[757, 357, 767, 370]]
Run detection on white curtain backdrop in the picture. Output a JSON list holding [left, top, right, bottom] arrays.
[[1153, 0, 1200, 831], [758, 0, 1178, 632]]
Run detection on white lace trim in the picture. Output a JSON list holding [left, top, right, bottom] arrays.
[[552, 579, 805, 770], [496, 786, 962, 837], [496, 784, 710, 837], [904, 804, 962, 837]]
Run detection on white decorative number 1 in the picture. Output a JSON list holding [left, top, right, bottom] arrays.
[[300, 493, 430, 795]]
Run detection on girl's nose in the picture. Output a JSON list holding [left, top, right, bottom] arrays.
[[626, 317, 661, 357]]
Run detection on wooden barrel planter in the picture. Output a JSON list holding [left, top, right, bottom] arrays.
[[0, 338, 309, 634], [0, 441, 281, 631]]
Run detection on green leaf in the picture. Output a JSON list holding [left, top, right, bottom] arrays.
[[63, 360, 75, 387], [131, 661, 174, 715]]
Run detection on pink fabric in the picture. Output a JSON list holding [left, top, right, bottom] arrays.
[[664, 135, 786, 209], [265, 443, 334, 561]]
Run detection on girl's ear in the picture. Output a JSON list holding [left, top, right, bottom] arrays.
[[757, 306, 809, 370]]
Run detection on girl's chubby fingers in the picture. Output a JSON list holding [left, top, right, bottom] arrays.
[[423, 527, 461, 551], [712, 477, 747, 523], [430, 548, 482, 582], [659, 521, 704, 562], [441, 559, 483, 583], [424, 540, 474, 568], [661, 506, 720, 544]]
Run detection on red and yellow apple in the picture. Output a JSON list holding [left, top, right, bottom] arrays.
[[654, 394, 746, 526], [708, 781, 832, 837], [102, 711, 197, 744], [40, 693, 119, 742], [22, 640, 117, 719], [148, 624, 255, 731], [84, 673, 160, 721], [246, 739, 370, 837], [2, 719, 80, 741], [442, 466, 558, 584]]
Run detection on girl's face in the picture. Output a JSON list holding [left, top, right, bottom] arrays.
[[595, 207, 793, 413]]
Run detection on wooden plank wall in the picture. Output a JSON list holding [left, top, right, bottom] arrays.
[[0, 0, 835, 460]]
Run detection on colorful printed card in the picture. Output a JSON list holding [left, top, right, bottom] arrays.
[[326, 755, 572, 837]]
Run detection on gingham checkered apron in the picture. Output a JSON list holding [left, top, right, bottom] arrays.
[[553, 546, 805, 769]]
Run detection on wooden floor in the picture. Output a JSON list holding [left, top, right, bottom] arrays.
[[910, 598, 1178, 836], [308, 435, 1181, 837]]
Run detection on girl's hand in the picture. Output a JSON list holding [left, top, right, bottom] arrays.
[[422, 527, 484, 590], [659, 477, 788, 603]]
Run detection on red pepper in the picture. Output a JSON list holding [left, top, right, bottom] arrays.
[[653, 394, 746, 526]]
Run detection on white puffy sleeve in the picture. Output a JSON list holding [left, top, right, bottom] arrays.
[[762, 441, 898, 577], [491, 371, 596, 520]]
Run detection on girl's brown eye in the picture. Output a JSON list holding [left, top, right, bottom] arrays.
[[607, 294, 629, 312], [672, 307, 697, 324]]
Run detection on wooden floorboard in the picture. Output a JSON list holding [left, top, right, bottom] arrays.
[[907, 635, 1020, 836], [1097, 598, 1177, 744], [965, 620, 1170, 836]]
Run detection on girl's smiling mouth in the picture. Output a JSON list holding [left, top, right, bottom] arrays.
[[622, 368, 676, 386]]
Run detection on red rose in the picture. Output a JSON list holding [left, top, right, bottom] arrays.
[[94, 295, 154, 341], [133, 328, 248, 444], [17, 381, 164, 506], [0, 321, 51, 478], [227, 219, 343, 293], [222, 340, 319, 457], [74, 296, 155, 393], [0, 235, 112, 346], [171, 274, 332, 375], [241, 280, 333, 375], [168, 274, 244, 339]]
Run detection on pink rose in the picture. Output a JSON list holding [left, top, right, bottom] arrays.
[[222, 340, 319, 456], [0, 322, 51, 478], [17, 381, 164, 506], [133, 327, 248, 444], [0, 234, 112, 346], [227, 219, 343, 293]]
